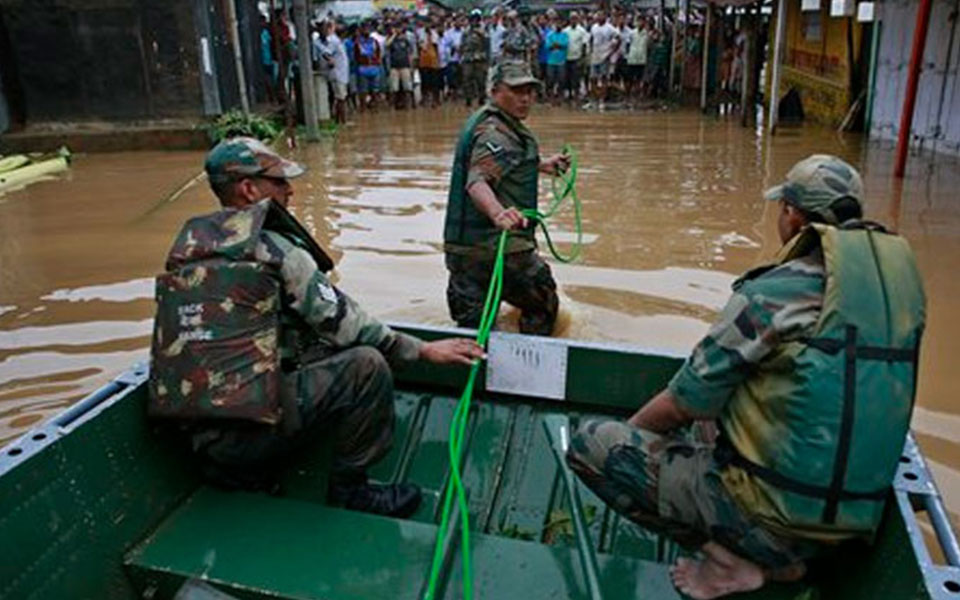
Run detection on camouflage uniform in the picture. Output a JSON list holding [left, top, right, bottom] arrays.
[[164, 206, 422, 481], [567, 249, 827, 568], [445, 250, 557, 334], [444, 68, 557, 335], [151, 137, 423, 487], [501, 24, 536, 64], [567, 155, 925, 568], [460, 24, 489, 104]]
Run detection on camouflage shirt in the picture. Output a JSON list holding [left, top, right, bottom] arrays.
[[668, 245, 825, 418], [255, 228, 423, 369], [502, 25, 536, 61], [461, 26, 489, 63], [445, 103, 540, 255]]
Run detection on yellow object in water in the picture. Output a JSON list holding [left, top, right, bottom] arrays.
[[0, 156, 69, 194], [0, 155, 29, 174]]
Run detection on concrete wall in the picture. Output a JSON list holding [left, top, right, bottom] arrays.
[[0, 0, 264, 125], [869, 0, 960, 156], [0, 0, 203, 122]]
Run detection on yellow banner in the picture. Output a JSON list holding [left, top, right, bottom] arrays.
[[373, 0, 418, 10]]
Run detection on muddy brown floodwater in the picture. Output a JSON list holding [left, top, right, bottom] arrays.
[[1, 106, 958, 527]]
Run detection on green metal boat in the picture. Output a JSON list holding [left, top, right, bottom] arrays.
[[1, 323, 958, 600]]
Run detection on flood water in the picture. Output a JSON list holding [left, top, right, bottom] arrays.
[[1, 106, 958, 524]]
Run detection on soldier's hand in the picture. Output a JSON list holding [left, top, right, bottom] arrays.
[[493, 207, 529, 230], [420, 338, 486, 366], [540, 153, 571, 175]]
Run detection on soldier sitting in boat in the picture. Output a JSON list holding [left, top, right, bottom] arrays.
[[148, 137, 483, 518], [567, 155, 926, 599]]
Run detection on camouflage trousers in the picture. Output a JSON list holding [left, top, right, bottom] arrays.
[[192, 346, 395, 486], [445, 250, 559, 336], [566, 419, 821, 568], [462, 61, 488, 103]]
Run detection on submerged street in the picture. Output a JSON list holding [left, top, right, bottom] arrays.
[[1, 105, 959, 523]]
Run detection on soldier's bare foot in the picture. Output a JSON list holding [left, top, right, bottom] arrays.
[[669, 542, 763, 599]]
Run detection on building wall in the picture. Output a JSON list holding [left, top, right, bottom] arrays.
[[315, 1, 377, 22], [0, 0, 264, 125], [771, 0, 863, 126], [0, 0, 205, 122], [870, 0, 960, 156]]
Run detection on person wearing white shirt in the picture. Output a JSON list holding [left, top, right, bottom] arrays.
[[609, 13, 627, 87], [441, 20, 463, 97], [563, 12, 589, 101], [625, 18, 650, 101], [316, 21, 349, 123], [589, 12, 620, 104], [489, 9, 506, 62]]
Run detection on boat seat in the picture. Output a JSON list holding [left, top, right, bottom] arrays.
[[124, 486, 682, 600]]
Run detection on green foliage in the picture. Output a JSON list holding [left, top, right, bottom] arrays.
[[792, 587, 821, 600], [207, 110, 281, 143], [543, 504, 599, 545]]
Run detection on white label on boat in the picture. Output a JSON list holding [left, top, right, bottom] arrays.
[[486, 332, 568, 400]]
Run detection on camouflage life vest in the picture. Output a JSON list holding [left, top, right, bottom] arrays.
[[718, 222, 926, 540], [444, 104, 539, 251], [148, 200, 333, 425]]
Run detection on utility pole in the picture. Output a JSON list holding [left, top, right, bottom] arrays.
[[225, 0, 250, 114], [293, 0, 320, 142], [740, 4, 757, 127], [668, 5, 678, 96], [700, 4, 712, 111], [894, 0, 934, 177], [768, 0, 787, 134]]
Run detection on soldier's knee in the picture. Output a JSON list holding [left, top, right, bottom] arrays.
[[567, 419, 639, 470], [566, 419, 608, 472], [348, 346, 390, 372], [347, 346, 391, 380]]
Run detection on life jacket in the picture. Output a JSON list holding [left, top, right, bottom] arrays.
[[443, 105, 539, 251], [717, 222, 926, 540], [148, 200, 333, 425]]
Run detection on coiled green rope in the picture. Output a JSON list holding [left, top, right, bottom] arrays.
[[423, 144, 582, 600]]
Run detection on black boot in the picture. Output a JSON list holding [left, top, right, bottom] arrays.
[[328, 473, 422, 518]]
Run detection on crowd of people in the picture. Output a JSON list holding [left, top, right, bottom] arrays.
[[258, 5, 751, 122]]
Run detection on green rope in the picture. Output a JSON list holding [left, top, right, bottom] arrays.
[[423, 144, 582, 600]]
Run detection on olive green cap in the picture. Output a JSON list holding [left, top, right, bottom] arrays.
[[204, 136, 305, 183], [764, 154, 863, 225], [490, 60, 542, 89]]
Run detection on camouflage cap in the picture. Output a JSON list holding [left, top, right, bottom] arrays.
[[764, 154, 863, 225], [204, 137, 305, 184], [205, 137, 305, 183], [490, 60, 542, 89]]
